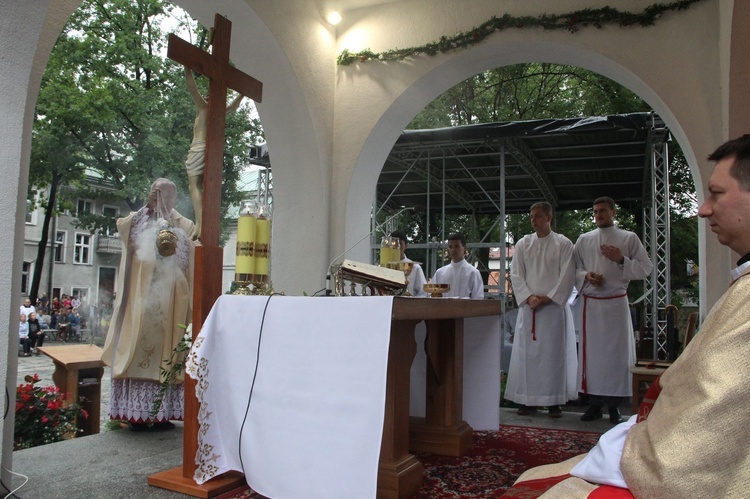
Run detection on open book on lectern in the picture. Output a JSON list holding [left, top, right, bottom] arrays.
[[340, 259, 406, 289]]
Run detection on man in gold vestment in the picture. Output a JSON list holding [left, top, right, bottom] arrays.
[[102, 178, 195, 429], [507, 135, 750, 497]]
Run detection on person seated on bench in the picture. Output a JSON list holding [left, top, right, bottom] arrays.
[[27, 312, 45, 355], [65, 306, 80, 341], [55, 308, 69, 341]]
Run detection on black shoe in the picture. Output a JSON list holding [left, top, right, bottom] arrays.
[[516, 405, 538, 416], [581, 406, 603, 421], [608, 406, 622, 424], [548, 405, 563, 418]]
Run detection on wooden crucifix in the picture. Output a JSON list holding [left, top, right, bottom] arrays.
[[149, 14, 262, 497]]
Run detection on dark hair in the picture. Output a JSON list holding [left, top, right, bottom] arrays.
[[707, 134, 750, 191], [593, 196, 616, 210], [389, 230, 407, 244], [530, 201, 553, 216], [447, 232, 467, 246]]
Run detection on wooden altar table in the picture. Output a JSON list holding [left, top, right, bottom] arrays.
[[380, 297, 501, 498], [187, 295, 500, 498]]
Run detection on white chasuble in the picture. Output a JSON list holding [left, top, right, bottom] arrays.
[[574, 226, 652, 397], [102, 207, 194, 422], [505, 232, 577, 406]]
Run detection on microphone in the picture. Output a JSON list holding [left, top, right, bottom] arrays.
[[325, 206, 420, 295]]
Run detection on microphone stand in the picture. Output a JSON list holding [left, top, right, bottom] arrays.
[[325, 206, 417, 296]]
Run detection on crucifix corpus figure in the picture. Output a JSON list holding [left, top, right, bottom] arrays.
[[167, 13, 262, 247], [184, 66, 244, 240]]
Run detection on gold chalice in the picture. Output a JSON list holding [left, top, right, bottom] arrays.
[[387, 261, 417, 296], [423, 283, 450, 298]]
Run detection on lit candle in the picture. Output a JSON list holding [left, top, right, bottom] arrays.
[[235, 210, 256, 283], [380, 237, 392, 266], [255, 215, 271, 278]]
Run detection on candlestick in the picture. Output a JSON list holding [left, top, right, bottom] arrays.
[[255, 212, 271, 281], [235, 209, 256, 282]]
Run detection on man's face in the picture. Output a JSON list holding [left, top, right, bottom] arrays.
[[147, 181, 176, 212], [593, 202, 616, 228], [23, 298, 31, 307], [530, 207, 552, 236], [698, 157, 750, 255], [447, 239, 465, 263]]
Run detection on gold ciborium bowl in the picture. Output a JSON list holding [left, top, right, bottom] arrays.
[[423, 283, 450, 298], [386, 261, 415, 276]]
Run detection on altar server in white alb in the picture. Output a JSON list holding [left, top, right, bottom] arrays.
[[505, 202, 577, 418], [390, 230, 428, 296], [574, 196, 652, 424], [431, 232, 484, 299]]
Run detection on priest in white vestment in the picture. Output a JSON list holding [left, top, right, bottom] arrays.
[[505, 202, 577, 417], [390, 230, 428, 296], [574, 196, 652, 424], [102, 178, 195, 429], [431, 232, 484, 299]]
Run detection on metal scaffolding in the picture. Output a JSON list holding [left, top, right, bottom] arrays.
[[374, 113, 672, 361], [641, 123, 671, 360]]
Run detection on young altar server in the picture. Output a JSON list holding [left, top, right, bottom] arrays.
[[504, 202, 577, 417], [574, 196, 652, 424], [390, 230, 428, 296], [431, 232, 484, 299]]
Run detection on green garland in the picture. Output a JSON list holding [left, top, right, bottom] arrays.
[[337, 0, 705, 65]]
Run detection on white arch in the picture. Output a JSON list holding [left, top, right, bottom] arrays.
[[345, 40, 708, 294]]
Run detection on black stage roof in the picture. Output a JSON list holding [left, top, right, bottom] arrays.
[[248, 112, 668, 215], [377, 112, 668, 214]]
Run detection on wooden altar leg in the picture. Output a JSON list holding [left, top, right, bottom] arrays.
[[378, 320, 424, 499], [409, 318, 473, 456], [149, 245, 246, 497]]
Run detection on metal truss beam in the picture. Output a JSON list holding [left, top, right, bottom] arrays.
[[503, 137, 558, 208], [641, 120, 671, 360]]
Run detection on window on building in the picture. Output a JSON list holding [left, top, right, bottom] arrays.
[[77, 199, 93, 216], [54, 231, 66, 263], [25, 199, 38, 225], [21, 261, 30, 294], [102, 205, 119, 236], [74, 233, 92, 264]]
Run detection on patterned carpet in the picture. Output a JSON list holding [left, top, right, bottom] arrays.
[[218, 425, 601, 498]]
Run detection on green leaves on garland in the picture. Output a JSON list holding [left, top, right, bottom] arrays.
[[337, 0, 705, 65]]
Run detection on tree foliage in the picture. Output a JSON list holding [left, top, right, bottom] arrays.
[[28, 0, 263, 301]]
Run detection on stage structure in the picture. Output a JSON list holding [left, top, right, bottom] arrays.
[[249, 112, 675, 360]]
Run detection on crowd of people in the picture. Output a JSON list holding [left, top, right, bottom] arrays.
[[17, 293, 114, 355]]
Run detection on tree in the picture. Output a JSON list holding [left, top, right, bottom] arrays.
[[28, 0, 262, 302]]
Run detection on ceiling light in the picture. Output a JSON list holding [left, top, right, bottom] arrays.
[[326, 11, 342, 25]]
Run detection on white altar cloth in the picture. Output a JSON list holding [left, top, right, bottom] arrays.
[[409, 316, 501, 429], [186, 295, 393, 499]]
